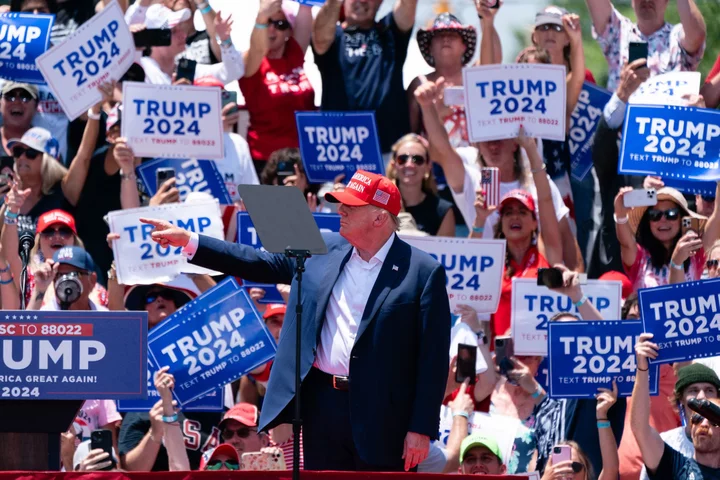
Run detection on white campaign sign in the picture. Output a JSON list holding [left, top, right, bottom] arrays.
[[107, 199, 224, 285], [35, 1, 133, 120], [511, 278, 622, 355], [400, 236, 505, 313], [629, 71, 701, 106], [122, 82, 224, 159], [463, 64, 567, 142]]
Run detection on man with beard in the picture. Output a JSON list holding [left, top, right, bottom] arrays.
[[584, 0, 706, 91], [632, 333, 720, 479]]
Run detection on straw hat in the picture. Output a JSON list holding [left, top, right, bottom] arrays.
[[628, 187, 706, 234]]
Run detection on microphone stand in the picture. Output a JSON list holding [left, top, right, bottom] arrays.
[[19, 247, 29, 311]]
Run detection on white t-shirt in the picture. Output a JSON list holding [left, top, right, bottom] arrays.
[[695, 356, 720, 375], [452, 146, 569, 236], [214, 132, 259, 202], [137, 44, 245, 85], [639, 426, 694, 480], [418, 443, 449, 473]]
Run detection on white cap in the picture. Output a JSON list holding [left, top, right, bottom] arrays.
[[145, 4, 191, 29]]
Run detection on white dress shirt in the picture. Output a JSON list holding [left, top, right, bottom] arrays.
[[314, 234, 395, 376]]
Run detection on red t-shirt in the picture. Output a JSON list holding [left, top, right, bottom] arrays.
[[584, 68, 597, 84], [707, 54, 720, 83], [239, 38, 316, 161], [491, 247, 549, 338]]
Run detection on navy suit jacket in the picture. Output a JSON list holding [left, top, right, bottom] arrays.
[[190, 232, 451, 466]]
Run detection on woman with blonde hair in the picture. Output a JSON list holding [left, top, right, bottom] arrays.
[[386, 133, 454, 236]]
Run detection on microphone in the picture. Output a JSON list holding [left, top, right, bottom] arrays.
[[54, 273, 82, 309], [18, 230, 34, 264], [687, 398, 720, 426]]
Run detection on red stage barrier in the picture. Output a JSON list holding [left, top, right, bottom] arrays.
[[0, 473, 535, 479]]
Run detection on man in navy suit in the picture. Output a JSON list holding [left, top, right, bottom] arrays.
[[141, 170, 451, 472]]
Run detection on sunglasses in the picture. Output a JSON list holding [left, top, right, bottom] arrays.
[[3, 92, 33, 103], [708, 260, 719, 269], [268, 19, 290, 30], [647, 207, 680, 222], [145, 290, 176, 305], [221, 427, 257, 440], [395, 154, 426, 166], [571, 462, 585, 473], [40, 226, 74, 238], [12, 146, 41, 160], [536, 24, 563, 32], [691, 412, 720, 428], [205, 460, 240, 471]]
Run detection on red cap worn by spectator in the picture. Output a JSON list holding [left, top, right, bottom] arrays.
[[199, 443, 239, 470], [263, 304, 286, 320], [194, 76, 225, 88], [499, 189, 536, 213], [219, 402, 259, 429], [324, 170, 402, 216], [36, 209, 76, 234], [599, 271, 633, 300]]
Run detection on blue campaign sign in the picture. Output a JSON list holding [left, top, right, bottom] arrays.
[[0, 310, 147, 400], [663, 177, 717, 197], [0, 13, 54, 84], [236, 211, 340, 303], [639, 279, 720, 364], [117, 360, 223, 412], [296, 112, 383, 183], [619, 105, 720, 181], [295, 0, 324, 5], [136, 158, 232, 205], [569, 82, 612, 181], [548, 320, 659, 398], [148, 278, 277, 405]]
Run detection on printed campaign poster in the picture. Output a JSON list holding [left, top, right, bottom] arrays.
[[296, 112, 384, 183], [639, 279, 720, 364], [463, 64, 567, 142], [148, 278, 277, 405], [629, 71, 701, 106], [400, 236, 506, 313], [619, 105, 720, 181], [107, 199, 224, 285], [136, 158, 233, 205], [36, 1, 134, 120], [0, 13, 54, 84], [569, 82, 612, 181], [122, 82, 224, 159], [663, 177, 717, 197], [548, 320, 659, 398], [511, 278, 622, 356], [236, 211, 340, 303], [0, 310, 147, 400]]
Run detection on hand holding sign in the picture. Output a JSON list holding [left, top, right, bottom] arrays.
[[634, 333, 658, 370], [112, 137, 137, 173], [140, 217, 191, 249], [595, 381, 618, 418]]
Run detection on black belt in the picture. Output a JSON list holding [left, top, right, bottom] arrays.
[[312, 367, 350, 391]]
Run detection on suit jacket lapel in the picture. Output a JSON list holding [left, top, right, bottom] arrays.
[[313, 242, 353, 340], [356, 236, 405, 342]]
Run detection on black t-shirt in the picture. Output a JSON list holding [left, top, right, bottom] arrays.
[[177, 30, 219, 66], [649, 443, 720, 480], [313, 13, 411, 153], [16, 181, 73, 236], [118, 411, 223, 471], [404, 193, 452, 236]]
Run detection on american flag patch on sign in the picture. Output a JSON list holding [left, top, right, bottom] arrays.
[[481, 167, 500, 207], [373, 189, 390, 205]]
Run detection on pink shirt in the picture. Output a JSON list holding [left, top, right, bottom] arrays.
[[72, 400, 122, 442], [625, 244, 705, 292]]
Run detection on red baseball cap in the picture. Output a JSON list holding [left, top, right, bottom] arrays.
[[263, 304, 286, 320], [36, 209, 76, 234], [599, 270, 633, 300], [199, 443, 239, 470], [499, 189, 536, 213], [194, 76, 224, 88], [324, 170, 402, 216], [219, 402, 259, 429]]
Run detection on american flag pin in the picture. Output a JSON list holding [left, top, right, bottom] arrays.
[[392, 265, 398, 271]]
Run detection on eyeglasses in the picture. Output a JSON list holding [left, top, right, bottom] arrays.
[[647, 207, 680, 222], [536, 24, 563, 32], [3, 92, 33, 103], [395, 154, 426, 166], [40, 227, 74, 238], [571, 462, 585, 473], [268, 19, 290, 30], [204, 460, 240, 471], [12, 146, 41, 160], [221, 427, 257, 440], [691, 412, 720, 428], [145, 290, 176, 305], [707, 260, 719, 270]]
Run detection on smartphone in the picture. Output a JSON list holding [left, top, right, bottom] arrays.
[[276, 159, 295, 178], [495, 336, 514, 378], [552, 445, 573, 466], [628, 41, 648, 66], [443, 86, 464, 106], [241, 449, 287, 471], [90, 429, 115, 471], [537, 267, 564, 289], [156, 167, 176, 189], [623, 188, 657, 208], [455, 343, 477, 383], [0, 156, 13, 189], [176, 58, 197, 83], [682, 216, 702, 236], [133, 28, 172, 48], [480, 167, 500, 208], [221, 90, 239, 115]]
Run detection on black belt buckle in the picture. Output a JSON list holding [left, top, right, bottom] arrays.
[[332, 375, 349, 390]]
